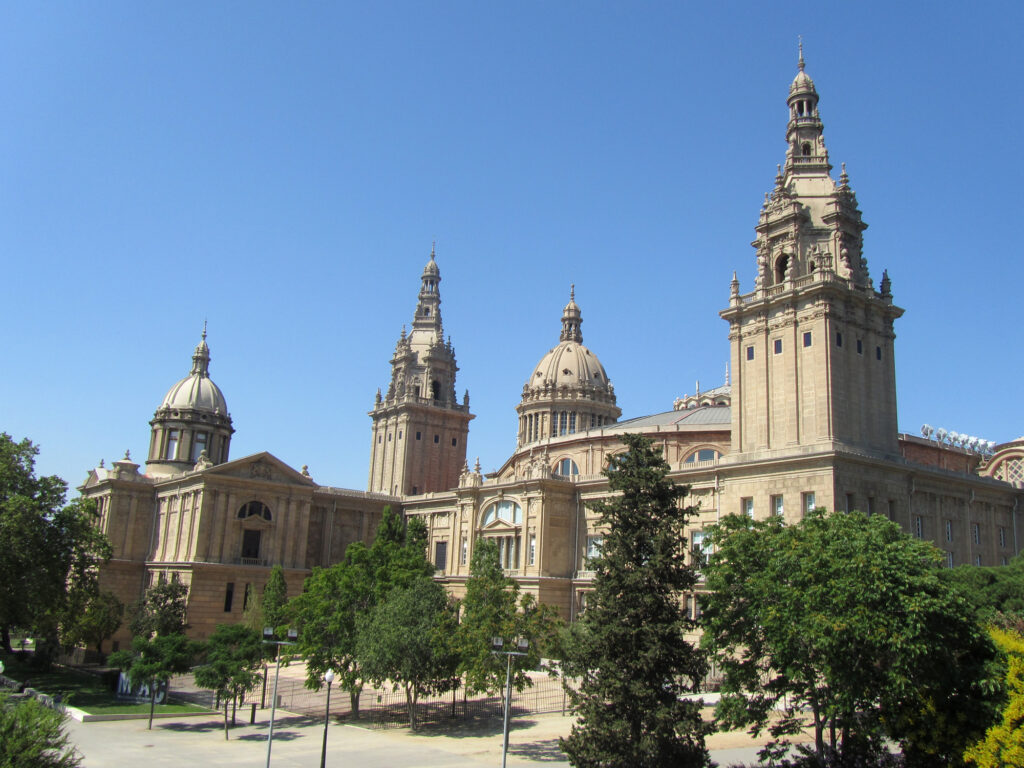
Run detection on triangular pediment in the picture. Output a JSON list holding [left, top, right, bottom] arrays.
[[482, 518, 520, 533], [200, 452, 316, 487]]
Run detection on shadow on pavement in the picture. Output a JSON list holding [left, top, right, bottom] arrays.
[[409, 714, 539, 740], [237, 730, 302, 742], [509, 738, 567, 762]]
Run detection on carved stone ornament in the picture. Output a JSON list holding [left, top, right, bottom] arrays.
[[249, 461, 273, 480]]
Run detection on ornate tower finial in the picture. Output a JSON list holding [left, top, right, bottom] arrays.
[[202, 319, 207, 341], [560, 286, 583, 343], [430, 240, 436, 260], [570, 283, 575, 301], [798, 36, 805, 71]]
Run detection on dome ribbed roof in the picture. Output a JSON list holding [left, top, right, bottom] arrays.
[[158, 329, 229, 415], [530, 341, 612, 392]]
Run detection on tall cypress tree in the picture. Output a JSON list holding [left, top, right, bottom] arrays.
[[560, 433, 711, 768]]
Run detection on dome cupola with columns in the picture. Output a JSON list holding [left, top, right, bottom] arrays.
[[146, 325, 234, 476], [516, 287, 620, 448]]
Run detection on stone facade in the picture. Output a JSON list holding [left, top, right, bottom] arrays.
[[82, 53, 1024, 643]]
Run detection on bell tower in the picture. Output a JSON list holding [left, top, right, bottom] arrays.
[[721, 47, 904, 459], [368, 246, 474, 496]]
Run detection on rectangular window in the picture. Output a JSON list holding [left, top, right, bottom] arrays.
[[586, 534, 603, 562], [999, 527, 1006, 548], [803, 491, 816, 515], [398, 431, 402, 439], [433, 434, 439, 443], [569, 412, 577, 433], [914, 516, 924, 539], [165, 429, 179, 460], [803, 331, 812, 347], [460, 538, 468, 565], [243, 583, 253, 610], [857, 339, 863, 354], [434, 541, 448, 573], [451, 437, 457, 447], [742, 497, 754, 518], [746, 346, 754, 361], [691, 530, 713, 558], [192, 432, 208, 461], [888, 499, 896, 521], [946, 551, 955, 568], [974, 555, 982, 566], [241, 530, 262, 561], [416, 432, 421, 440], [529, 534, 536, 566], [223, 582, 234, 613], [771, 495, 784, 516], [973, 523, 981, 545], [559, 412, 567, 435], [773, 339, 782, 355], [876, 346, 882, 360], [867, 497, 875, 516], [836, 332, 843, 347], [845, 493, 854, 513], [945, 520, 953, 543], [1002, 557, 1009, 566]]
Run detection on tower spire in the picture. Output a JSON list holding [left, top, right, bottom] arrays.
[[560, 285, 583, 343], [190, 325, 211, 377], [798, 35, 805, 71]]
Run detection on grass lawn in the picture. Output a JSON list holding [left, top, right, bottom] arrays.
[[0, 654, 210, 715]]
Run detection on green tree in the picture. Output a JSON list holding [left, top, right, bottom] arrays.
[[193, 624, 263, 739], [357, 576, 458, 730], [560, 433, 711, 768], [0, 434, 112, 656], [941, 555, 1024, 621], [128, 580, 188, 638], [62, 590, 123, 659], [108, 633, 197, 729], [0, 692, 82, 768], [455, 538, 560, 700], [261, 565, 289, 637], [703, 509, 1000, 766], [965, 624, 1024, 767], [288, 506, 434, 716]]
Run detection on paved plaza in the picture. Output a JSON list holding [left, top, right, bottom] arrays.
[[65, 704, 782, 767]]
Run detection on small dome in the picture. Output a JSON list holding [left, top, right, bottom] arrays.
[[158, 329, 229, 415], [530, 341, 612, 392], [423, 245, 439, 277], [160, 374, 228, 414], [789, 70, 815, 96]]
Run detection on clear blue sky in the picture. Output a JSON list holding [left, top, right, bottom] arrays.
[[3, 2, 1022, 492]]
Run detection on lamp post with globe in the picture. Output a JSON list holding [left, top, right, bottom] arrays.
[[320, 668, 335, 768]]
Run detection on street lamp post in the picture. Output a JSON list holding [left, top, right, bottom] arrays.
[[491, 637, 529, 768], [320, 668, 335, 768], [263, 627, 298, 768]]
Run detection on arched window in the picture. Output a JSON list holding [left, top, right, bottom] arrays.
[[684, 449, 721, 464], [237, 501, 272, 521], [431, 380, 441, 400], [554, 458, 579, 476], [482, 500, 522, 526], [802, 142, 811, 156], [775, 253, 789, 284]]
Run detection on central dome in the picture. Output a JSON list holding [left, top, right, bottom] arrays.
[[516, 288, 620, 448], [159, 334, 229, 415]]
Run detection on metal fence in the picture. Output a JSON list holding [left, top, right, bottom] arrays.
[[174, 671, 569, 730]]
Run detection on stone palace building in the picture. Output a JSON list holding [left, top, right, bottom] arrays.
[[82, 53, 1024, 646]]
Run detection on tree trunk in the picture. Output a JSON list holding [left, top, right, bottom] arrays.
[[148, 685, 156, 730], [223, 697, 230, 740], [349, 685, 361, 718], [1, 624, 10, 654], [405, 683, 418, 731], [812, 702, 824, 759], [231, 692, 237, 725]]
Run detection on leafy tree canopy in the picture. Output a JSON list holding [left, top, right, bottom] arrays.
[[260, 565, 289, 638], [128, 580, 188, 639], [108, 633, 198, 729], [0, 693, 82, 768], [356, 575, 458, 730], [560, 433, 711, 768], [0, 434, 112, 655], [194, 623, 263, 739], [455, 537, 560, 697], [965, 624, 1024, 767], [703, 509, 1001, 767], [62, 590, 123, 658], [288, 506, 434, 714], [941, 555, 1024, 621]]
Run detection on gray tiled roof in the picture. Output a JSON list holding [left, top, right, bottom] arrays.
[[605, 405, 731, 431]]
